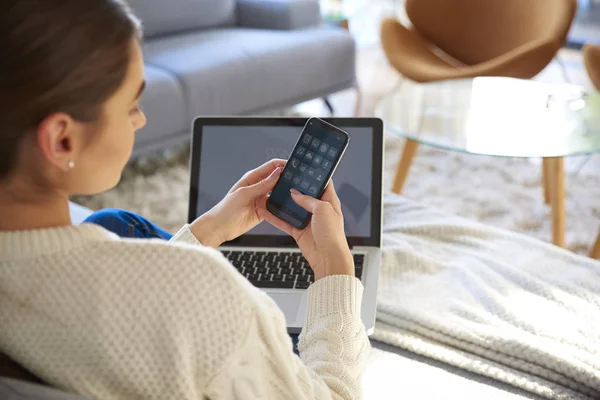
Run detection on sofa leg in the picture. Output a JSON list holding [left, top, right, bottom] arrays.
[[354, 86, 362, 117], [323, 97, 335, 116]]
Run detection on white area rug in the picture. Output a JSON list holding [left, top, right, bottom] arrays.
[[384, 135, 600, 255]]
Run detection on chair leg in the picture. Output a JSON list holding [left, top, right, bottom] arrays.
[[392, 139, 419, 194], [323, 97, 335, 116], [547, 157, 566, 248], [354, 86, 362, 117], [542, 158, 552, 205], [590, 228, 600, 259]]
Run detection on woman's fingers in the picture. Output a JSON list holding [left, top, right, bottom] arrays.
[[239, 167, 282, 199], [320, 181, 342, 214], [230, 159, 286, 193], [254, 193, 270, 211], [257, 208, 296, 237], [290, 189, 326, 214], [290, 185, 341, 215]]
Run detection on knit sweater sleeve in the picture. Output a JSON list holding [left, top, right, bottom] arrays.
[[170, 225, 371, 399], [170, 224, 202, 246], [171, 225, 370, 399], [206, 274, 370, 400]]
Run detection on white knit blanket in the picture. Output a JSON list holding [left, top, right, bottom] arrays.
[[373, 195, 600, 400]]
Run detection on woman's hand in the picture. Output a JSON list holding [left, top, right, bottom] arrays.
[[190, 159, 286, 247], [258, 182, 354, 280]]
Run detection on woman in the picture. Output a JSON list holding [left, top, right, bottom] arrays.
[[0, 0, 370, 399]]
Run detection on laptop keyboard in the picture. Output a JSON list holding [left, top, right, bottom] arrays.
[[222, 250, 364, 289]]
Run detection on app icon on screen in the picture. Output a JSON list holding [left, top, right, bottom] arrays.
[[305, 151, 314, 162], [283, 171, 293, 180], [299, 163, 308, 172], [296, 146, 306, 156], [307, 168, 316, 177], [302, 134, 313, 145], [327, 148, 337, 158], [319, 143, 329, 154], [322, 160, 333, 170], [293, 175, 302, 185], [310, 139, 321, 149], [300, 181, 310, 190], [313, 155, 323, 166], [315, 170, 325, 182], [308, 186, 318, 195], [291, 158, 300, 169]]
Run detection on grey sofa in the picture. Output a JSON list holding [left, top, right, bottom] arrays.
[[127, 0, 357, 156]]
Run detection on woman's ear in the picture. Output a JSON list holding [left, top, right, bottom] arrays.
[[35, 112, 81, 171]]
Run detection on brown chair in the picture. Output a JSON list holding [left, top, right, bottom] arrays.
[[583, 43, 600, 91], [382, 1, 578, 197], [584, 43, 600, 258], [381, 0, 577, 83], [380, 1, 578, 249]]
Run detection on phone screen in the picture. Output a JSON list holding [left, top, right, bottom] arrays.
[[267, 118, 350, 228]]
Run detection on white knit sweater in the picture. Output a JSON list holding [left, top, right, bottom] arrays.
[[0, 223, 370, 399]]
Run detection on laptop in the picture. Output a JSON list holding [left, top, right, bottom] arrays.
[[188, 117, 383, 334]]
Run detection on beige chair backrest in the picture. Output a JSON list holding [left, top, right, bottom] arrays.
[[405, 0, 577, 65], [583, 44, 600, 90]]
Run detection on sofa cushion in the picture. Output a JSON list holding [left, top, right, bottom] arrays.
[[127, 0, 236, 38], [236, 0, 322, 30], [136, 65, 188, 148], [142, 27, 356, 120]]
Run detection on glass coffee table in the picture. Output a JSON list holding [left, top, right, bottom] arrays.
[[375, 77, 600, 248]]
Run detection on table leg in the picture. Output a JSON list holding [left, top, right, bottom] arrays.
[[589, 228, 600, 259], [392, 139, 419, 194], [546, 157, 566, 248], [542, 158, 552, 205]]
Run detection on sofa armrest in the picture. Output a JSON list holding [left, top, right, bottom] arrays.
[[236, 0, 321, 30]]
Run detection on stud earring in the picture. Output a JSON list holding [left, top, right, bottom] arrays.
[[67, 160, 75, 169]]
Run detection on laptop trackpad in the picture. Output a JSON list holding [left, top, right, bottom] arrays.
[[267, 293, 301, 324]]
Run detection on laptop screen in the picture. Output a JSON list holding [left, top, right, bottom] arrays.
[[189, 118, 383, 247]]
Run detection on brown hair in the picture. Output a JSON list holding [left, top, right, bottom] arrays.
[[0, 0, 142, 179]]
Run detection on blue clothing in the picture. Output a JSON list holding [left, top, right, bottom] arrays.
[[83, 208, 300, 354], [84, 208, 173, 240]]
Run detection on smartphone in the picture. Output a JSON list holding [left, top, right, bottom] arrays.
[[266, 117, 350, 229]]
